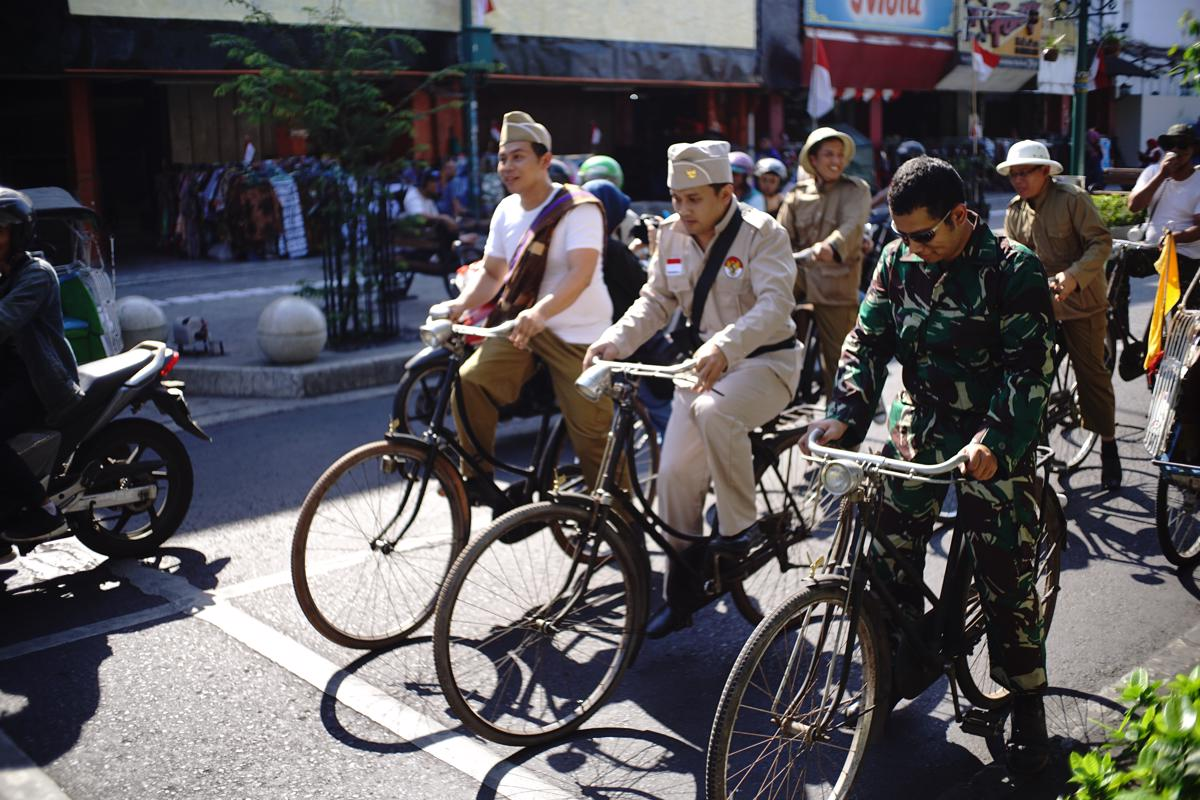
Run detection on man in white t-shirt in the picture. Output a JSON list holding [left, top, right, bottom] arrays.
[[1129, 123, 1200, 303], [434, 111, 612, 509], [403, 170, 458, 230]]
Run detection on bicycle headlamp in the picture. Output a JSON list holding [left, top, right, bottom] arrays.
[[419, 319, 453, 347], [820, 459, 863, 496], [575, 364, 612, 402]]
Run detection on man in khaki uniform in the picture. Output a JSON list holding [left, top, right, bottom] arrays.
[[777, 127, 871, 399], [436, 111, 613, 509], [586, 140, 800, 638], [999, 140, 1120, 488]]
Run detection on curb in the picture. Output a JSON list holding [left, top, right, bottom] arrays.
[[173, 342, 424, 398]]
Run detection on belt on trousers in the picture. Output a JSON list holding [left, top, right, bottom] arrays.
[[749, 337, 798, 359]]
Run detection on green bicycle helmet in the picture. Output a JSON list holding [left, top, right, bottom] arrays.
[[579, 155, 624, 189]]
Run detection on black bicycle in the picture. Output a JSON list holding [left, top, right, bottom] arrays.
[[431, 357, 835, 746], [291, 318, 659, 650], [705, 432, 1065, 799]]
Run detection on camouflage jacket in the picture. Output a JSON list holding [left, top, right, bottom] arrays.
[[826, 224, 1055, 476]]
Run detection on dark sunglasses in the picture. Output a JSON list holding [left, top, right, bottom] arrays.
[[891, 207, 954, 245]]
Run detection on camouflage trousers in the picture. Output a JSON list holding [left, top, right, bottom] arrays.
[[871, 426, 1047, 693]]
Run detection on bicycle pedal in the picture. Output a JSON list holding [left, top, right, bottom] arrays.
[[960, 707, 1007, 739]]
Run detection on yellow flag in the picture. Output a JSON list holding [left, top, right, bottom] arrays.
[[1144, 232, 1181, 371]]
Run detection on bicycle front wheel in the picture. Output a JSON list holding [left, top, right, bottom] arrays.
[[954, 476, 1065, 709], [433, 501, 642, 747], [291, 439, 469, 649], [1156, 473, 1200, 567], [707, 581, 886, 800], [730, 428, 839, 623], [1045, 354, 1098, 472]]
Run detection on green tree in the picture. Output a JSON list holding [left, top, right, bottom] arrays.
[[211, 0, 458, 169], [1169, 11, 1200, 92]]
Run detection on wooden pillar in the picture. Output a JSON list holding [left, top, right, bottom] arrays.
[[67, 78, 99, 210], [412, 89, 435, 163], [434, 94, 460, 158], [869, 93, 883, 149], [768, 92, 785, 146]]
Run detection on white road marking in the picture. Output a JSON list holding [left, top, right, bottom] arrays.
[[0, 727, 72, 800], [157, 283, 304, 307], [106, 562, 575, 800]]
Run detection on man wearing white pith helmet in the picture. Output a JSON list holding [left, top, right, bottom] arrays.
[[999, 140, 1120, 489], [777, 127, 871, 400]]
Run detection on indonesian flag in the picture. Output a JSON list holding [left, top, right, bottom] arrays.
[[807, 38, 835, 121], [473, 0, 494, 20], [972, 40, 1000, 82], [1089, 49, 1110, 90]]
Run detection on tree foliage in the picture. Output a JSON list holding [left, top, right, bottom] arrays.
[[211, 0, 459, 169], [1168, 11, 1200, 92]]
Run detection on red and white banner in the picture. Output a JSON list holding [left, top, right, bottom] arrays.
[[807, 37, 835, 120], [972, 40, 999, 82]]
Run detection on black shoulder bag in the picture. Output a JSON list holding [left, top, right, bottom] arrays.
[[668, 211, 744, 357]]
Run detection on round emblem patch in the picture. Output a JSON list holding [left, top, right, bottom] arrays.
[[722, 256, 744, 278]]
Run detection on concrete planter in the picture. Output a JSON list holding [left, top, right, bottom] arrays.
[[115, 295, 169, 348], [257, 296, 327, 365]]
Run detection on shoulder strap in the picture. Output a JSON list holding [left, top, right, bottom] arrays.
[[689, 208, 744, 327]]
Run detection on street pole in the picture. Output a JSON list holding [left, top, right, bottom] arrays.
[[460, 0, 481, 219], [1069, 1, 1090, 177]]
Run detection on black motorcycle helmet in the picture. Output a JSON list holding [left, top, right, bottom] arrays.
[[0, 187, 35, 259]]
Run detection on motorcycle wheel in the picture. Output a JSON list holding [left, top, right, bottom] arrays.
[[68, 418, 194, 558]]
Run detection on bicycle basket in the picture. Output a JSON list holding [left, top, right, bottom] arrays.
[[1144, 308, 1200, 456]]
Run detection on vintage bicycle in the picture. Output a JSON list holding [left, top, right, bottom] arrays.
[[431, 357, 834, 746], [290, 318, 659, 650], [705, 431, 1065, 799]]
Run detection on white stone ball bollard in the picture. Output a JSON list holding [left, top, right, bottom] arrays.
[[257, 296, 327, 364], [115, 295, 169, 348]]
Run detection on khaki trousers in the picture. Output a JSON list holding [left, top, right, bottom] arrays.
[[452, 330, 612, 488], [1060, 313, 1116, 439], [814, 304, 860, 400], [658, 358, 797, 551]]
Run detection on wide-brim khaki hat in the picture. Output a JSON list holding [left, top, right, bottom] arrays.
[[800, 127, 856, 177], [996, 139, 1063, 176]]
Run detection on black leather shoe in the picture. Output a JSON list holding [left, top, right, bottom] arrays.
[[645, 604, 693, 639], [708, 522, 764, 560], [1101, 446, 1123, 491], [2, 508, 68, 543], [1006, 692, 1050, 775]]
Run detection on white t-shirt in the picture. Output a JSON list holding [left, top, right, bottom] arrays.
[[483, 184, 609, 344], [403, 188, 440, 219], [1133, 163, 1200, 259]]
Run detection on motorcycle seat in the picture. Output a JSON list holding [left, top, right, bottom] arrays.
[[77, 348, 156, 398]]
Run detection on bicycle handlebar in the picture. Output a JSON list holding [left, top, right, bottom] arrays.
[[576, 358, 699, 402], [418, 317, 518, 347], [806, 429, 968, 477]]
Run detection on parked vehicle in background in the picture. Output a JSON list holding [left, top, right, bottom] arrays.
[[24, 186, 121, 363]]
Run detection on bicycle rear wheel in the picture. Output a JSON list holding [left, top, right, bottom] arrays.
[[1156, 473, 1200, 567], [706, 581, 886, 800], [730, 428, 839, 623], [1044, 353, 1098, 472], [433, 501, 642, 747], [954, 476, 1065, 709], [291, 439, 469, 649]]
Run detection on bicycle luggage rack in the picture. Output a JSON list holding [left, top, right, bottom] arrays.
[[1144, 307, 1200, 457]]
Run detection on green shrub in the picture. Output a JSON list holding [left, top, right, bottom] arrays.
[[1090, 194, 1146, 229], [1064, 666, 1200, 800]]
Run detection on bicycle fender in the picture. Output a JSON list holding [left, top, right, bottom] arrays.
[[403, 345, 450, 372]]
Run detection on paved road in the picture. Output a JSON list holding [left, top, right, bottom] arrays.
[[2, 351, 1198, 800], [2, 228, 1198, 799]]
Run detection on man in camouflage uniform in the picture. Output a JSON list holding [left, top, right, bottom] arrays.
[[804, 157, 1055, 774]]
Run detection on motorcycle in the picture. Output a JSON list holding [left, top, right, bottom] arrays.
[[2, 340, 209, 558]]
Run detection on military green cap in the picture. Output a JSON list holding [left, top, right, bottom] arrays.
[[499, 110, 552, 151], [667, 140, 733, 189]]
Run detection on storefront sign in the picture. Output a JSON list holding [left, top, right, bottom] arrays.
[[804, 0, 956, 38], [960, 0, 1043, 59]]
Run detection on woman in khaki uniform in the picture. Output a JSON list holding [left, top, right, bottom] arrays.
[[777, 127, 871, 399], [999, 140, 1120, 489]]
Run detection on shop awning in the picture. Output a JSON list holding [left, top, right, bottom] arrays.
[[806, 28, 957, 92], [936, 61, 1038, 93]]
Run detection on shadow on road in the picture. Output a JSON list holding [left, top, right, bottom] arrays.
[[0, 547, 228, 766]]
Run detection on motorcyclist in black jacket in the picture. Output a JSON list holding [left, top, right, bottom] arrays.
[[0, 187, 84, 546]]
